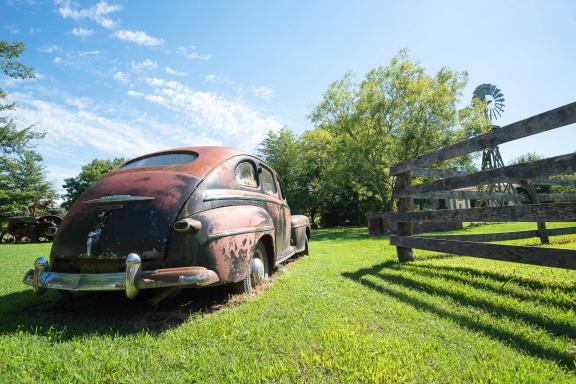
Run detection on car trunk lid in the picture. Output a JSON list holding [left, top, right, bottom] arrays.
[[51, 170, 201, 263]]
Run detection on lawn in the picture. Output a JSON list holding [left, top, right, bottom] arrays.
[[1, 223, 576, 383]]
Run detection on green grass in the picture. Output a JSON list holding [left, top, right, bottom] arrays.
[[2, 223, 576, 383]]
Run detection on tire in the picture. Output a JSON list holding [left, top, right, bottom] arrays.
[[232, 242, 269, 294], [0, 233, 15, 244]]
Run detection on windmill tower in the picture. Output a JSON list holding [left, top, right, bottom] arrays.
[[472, 84, 516, 207]]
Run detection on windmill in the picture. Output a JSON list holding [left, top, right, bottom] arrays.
[[472, 83, 516, 207]]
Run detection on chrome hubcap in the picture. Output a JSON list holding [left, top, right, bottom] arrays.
[[250, 257, 265, 285]]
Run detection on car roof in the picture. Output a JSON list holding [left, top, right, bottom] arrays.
[[110, 146, 260, 179]]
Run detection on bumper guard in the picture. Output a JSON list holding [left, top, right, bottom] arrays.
[[23, 253, 220, 299]]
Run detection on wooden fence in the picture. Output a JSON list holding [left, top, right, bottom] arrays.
[[389, 102, 576, 269]]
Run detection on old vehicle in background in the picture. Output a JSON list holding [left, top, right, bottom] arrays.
[[1, 215, 62, 244], [23, 147, 310, 299]]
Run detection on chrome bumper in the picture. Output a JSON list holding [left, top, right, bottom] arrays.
[[23, 253, 220, 299]]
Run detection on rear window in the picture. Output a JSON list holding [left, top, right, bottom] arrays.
[[119, 152, 198, 170]]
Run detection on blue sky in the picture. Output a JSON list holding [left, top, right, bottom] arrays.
[[1, 0, 575, 190]]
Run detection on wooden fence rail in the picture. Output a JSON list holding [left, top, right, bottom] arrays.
[[388, 102, 576, 269]]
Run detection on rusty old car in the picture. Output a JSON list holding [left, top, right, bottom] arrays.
[[23, 147, 310, 299]]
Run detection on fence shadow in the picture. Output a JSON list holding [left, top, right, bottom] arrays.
[[343, 260, 576, 369]]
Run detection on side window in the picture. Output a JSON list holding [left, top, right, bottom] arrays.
[[260, 167, 277, 195], [235, 162, 258, 188]]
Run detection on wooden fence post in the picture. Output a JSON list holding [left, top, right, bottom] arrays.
[[396, 171, 415, 262], [521, 180, 550, 244]]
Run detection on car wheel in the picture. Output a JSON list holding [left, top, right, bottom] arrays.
[[0, 233, 15, 244], [233, 242, 269, 295]]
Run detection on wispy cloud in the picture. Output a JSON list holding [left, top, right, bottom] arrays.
[[112, 71, 129, 83], [128, 77, 283, 148], [38, 45, 61, 53], [165, 66, 187, 77], [9, 92, 222, 181], [251, 86, 275, 100], [71, 27, 94, 37], [115, 30, 164, 46], [177, 46, 211, 60], [57, 0, 121, 29], [4, 25, 20, 34], [131, 59, 158, 72], [204, 74, 228, 82]]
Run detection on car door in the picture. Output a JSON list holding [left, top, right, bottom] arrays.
[[259, 164, 288, 255], [276, 175, 292, 252]]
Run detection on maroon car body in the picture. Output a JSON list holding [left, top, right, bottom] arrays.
[[24, 147, 310, 299]]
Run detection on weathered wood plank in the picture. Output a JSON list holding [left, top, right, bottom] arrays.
[[396, 171, 415, 262], [390, 235, 576, 269], [411, 191, 529, 202], [411, 168, 469, 178], [394, 153, 576, 198], [537, 193, 576, 201], [392, 202, 576, 223], [411, 191, 576, 202], [531, 179, 576, 187], [390, 102, 576, 175], [420, 226, 576, 242]]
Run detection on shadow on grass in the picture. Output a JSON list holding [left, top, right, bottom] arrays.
[[0, 287, 235, 340], [343, 261, 576, 369], [403, 263, 576, 311]]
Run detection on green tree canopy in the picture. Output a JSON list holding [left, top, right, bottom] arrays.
[[260, 50, 489, 226], [0, 40, 56, 222], [61, 158, 126, 210], [1, 40, 43, 155], [0, 151, 58, 220]]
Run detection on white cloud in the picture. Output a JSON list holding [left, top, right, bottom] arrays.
[[251, 86, 275, 100], [129, 77, 283, 148], [71, 27, 94, 37], [53, 57, 63, 64], [76, 50, 100, 57], [204, 74, 228, 82], [57, 0, 121, 29], [10, 93, 222, 164], [5, 25, 20, 34], [38, 45, 61, 53], [165, 66, 187, 77], [177, 46, 211, 60], [113, 71, 129, 83], [115, 30, 164, 46], [131, 59, 158, 72], [29, 27, 42, 33]]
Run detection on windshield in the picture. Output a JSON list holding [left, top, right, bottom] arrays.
[[119, 152, 198, 170]]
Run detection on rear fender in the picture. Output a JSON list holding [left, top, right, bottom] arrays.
[[291, 215, 310, 254], [167, 205, 275, 283]]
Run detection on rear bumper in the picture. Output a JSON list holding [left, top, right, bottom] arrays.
[[23, 253, 220, 299]]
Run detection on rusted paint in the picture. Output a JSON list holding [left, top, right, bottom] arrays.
[[46, 146, 311, 293]]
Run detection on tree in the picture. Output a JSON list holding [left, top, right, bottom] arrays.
[[1, 40, 43, 154], [0, 41, 56, 222], [0, 151, 58, 220], [61, 158, 126, 210], [309, 50, 489, 222], [509, 152, 543, 165]]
